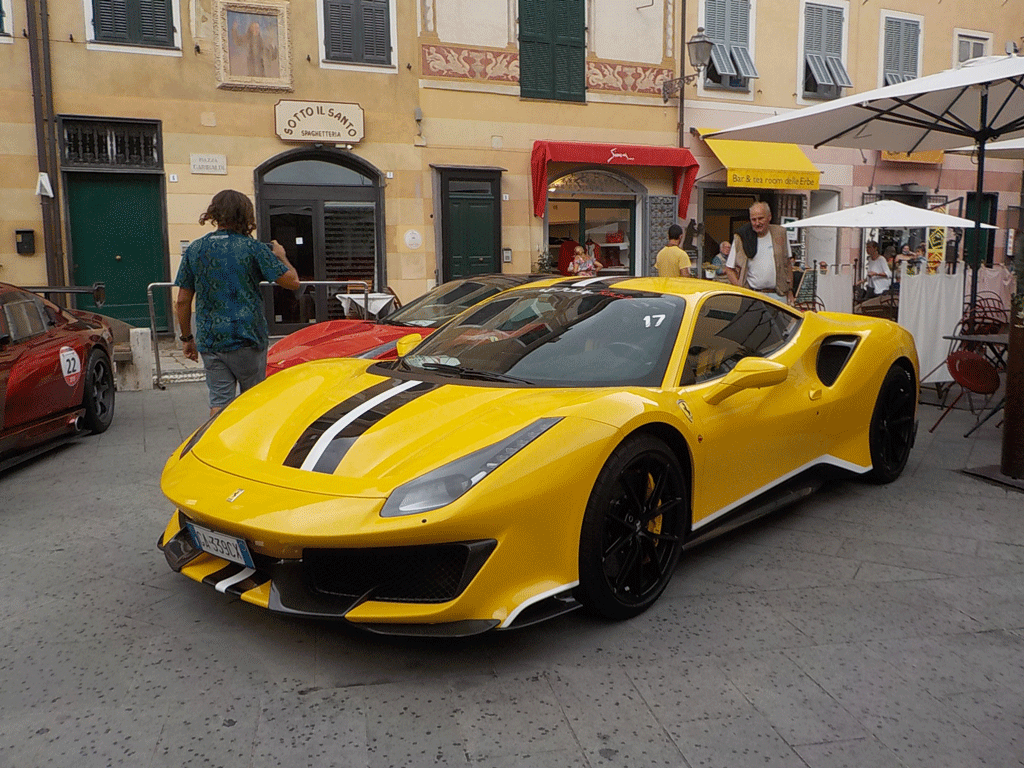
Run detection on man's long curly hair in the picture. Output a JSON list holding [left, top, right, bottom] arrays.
[[199, 189, 256, 235]]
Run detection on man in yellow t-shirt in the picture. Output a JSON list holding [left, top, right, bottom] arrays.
[[655, 224, 692, 277]]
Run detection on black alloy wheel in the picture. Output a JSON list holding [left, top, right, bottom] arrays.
[[83, 348, 115, 433], [578, 434, 688, 619], [866, 364, 916, 484]]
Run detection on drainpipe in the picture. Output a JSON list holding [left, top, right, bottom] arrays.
[[678, 0, 687, 149], [26, 0, 65, 289]]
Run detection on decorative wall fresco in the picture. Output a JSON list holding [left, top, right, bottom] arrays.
[[421, 44, 671, 95]]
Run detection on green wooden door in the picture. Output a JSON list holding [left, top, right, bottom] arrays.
[[67, 173, 167, 328], [448, 196, 497, 278]]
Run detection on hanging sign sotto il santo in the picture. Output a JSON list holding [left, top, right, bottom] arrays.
[[275, 100, 364, 143]]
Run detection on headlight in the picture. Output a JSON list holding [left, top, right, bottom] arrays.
[[179, 415, 217, 459], [380, 418, 561, 517]]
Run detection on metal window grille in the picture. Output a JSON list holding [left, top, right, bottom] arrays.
[[62, 119, 161, 170]]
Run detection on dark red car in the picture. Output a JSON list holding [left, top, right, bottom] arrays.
[[0, 283, 116, 472], [267, 274, 550, 374]]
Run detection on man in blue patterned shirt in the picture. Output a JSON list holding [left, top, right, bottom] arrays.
[[175, 189, 299, 416]]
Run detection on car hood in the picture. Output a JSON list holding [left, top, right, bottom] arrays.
[[183, 358, 633, 498], [267, 320, 397, 370]]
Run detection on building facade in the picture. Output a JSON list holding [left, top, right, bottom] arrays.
[[1, 1, 1022, 331]]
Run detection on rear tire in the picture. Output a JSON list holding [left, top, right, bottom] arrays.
[[83, 348, 115, 434], [577, 435, 688, 620], [866, 364, 915, 484]]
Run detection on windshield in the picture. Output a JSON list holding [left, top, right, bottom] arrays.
[[381, 279, 513, 328], [387, 286, 686, 387]]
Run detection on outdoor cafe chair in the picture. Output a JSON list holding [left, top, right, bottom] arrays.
[[928, 349, 1001, 433]]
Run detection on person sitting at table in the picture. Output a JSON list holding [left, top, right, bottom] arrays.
[[710, 241, 730, 279], [856, 240, 891, 300], [568, 244, 602, 276]]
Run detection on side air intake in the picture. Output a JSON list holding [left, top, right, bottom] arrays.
[[817, 335, 860, 386]]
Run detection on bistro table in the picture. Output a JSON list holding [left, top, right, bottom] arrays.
[[941, 332, 1010, 437], [941, 333, 1010, 370]]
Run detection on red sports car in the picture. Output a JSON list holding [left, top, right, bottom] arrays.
[[266, 274, 549, 374], [0, 283, 115, 472]]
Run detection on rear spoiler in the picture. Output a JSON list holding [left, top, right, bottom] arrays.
[[23, 283, 106, 307]]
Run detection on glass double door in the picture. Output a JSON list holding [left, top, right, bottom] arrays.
[[262, 195, 378, 336], [548, 199, 636, 276]]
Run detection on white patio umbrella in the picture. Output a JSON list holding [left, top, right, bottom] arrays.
[[783, 199, 997, 230], [948, 137, 1024, 159], [706, 54, 1024, 478], [705, 53, 1024, 305]]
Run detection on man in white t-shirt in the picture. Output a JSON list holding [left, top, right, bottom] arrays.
[[724, 202, 794, 304]]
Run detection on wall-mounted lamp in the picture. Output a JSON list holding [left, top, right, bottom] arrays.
[[661, 27, 713, 102]]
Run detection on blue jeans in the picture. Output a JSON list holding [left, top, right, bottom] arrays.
[[201, 345, 268, 409]]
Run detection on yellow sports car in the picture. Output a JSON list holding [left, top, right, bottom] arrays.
[[159, 277, 918, 636]]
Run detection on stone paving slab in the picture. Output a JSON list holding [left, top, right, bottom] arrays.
[[1, 381, 1023, 768]]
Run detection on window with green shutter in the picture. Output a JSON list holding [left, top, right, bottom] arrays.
[[704, 0, 759, 91], [92, 0, 173, 48], [519, 0, 586, 102], [324, 0, 391, 65], [803, 3, 851, 100], [883, 17, 919, 84]]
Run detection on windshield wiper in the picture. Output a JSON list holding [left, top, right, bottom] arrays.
[[418, 361, 532, 385]]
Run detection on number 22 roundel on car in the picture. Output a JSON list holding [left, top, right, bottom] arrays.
[[59, 346, 83, 388]]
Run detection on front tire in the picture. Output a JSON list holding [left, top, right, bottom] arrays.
[[577, 435, 688, 620], [866, 364, 915, 484], [82, 348, 115, 434]]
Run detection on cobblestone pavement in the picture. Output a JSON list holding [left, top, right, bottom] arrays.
[[1, 377, 1023, 768]]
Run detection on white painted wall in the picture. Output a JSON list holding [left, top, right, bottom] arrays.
[[433, 0, 666, 65], [593, 0, 666, 65], [436, 0, 511, 49]]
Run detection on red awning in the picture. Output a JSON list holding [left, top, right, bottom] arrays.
[[531, 140, 700, 218]]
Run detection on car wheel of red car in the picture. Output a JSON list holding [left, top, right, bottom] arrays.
[[577, 434, 688, 620], [83, 348, 115, 434]]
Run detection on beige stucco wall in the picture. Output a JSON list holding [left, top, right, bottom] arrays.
[[3, 0, 1021, 301]]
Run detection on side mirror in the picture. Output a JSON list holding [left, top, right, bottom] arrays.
[[395, 333, 423, 358], [0, 332, 11, 347], [703, 357, 789, 406]]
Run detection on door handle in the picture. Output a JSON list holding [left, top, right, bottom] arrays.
[[115, 254, 122, 261], [809, 388, 822, 401]]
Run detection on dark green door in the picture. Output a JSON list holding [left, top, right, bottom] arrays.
[[448, 195, 497, 278], [440, 170, 502, 281], [67, 173, 167, 328]]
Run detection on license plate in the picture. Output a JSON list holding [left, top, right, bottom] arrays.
[[186, 522, 255, 568]]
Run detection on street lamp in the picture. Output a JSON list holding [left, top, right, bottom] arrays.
[[661, 27, 714, 102]]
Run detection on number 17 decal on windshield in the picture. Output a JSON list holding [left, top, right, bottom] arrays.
[[59, 346, 82, 387]]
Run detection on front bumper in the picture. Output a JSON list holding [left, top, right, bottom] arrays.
[[159, 512, 509, 636]]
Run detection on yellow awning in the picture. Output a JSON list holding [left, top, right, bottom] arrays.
[[702, 135, 821, 190], [880, 150, 945, 164]]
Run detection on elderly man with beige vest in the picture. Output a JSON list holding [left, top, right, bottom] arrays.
[[724, 202, 794, 305]]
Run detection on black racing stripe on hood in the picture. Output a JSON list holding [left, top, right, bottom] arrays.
[[285, 378, 440, 471]]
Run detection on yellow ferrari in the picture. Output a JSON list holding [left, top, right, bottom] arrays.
[[159, 277, 918, 636]]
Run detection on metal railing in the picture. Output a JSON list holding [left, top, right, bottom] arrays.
[[146, 280, 371, 389]]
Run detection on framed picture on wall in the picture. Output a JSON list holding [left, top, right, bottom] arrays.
[[781, 216, 799, 242], [215, 1, 292, 91]]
